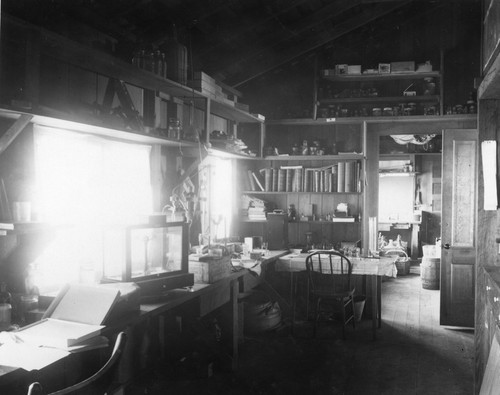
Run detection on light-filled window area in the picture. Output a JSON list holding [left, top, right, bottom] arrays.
[[31, 125, 153, 294]]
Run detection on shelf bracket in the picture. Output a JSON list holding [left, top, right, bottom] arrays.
[[0, 114, 33, 156]]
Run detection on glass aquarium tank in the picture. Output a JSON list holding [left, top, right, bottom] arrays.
[[102, 221, 193, 296]]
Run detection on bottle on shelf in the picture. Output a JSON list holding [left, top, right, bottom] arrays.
[[0, 282, 11, 330]]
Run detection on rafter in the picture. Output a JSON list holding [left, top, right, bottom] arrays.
[[226, 2, 412, 87]]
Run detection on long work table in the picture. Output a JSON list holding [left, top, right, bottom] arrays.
[[0, 268, 257, 394]]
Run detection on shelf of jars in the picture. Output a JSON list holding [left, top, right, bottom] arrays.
[[241, 191, 361, 195], [266, 114, 476, 124]]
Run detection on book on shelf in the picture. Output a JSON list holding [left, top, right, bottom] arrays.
[[331, 216, 356, 222], [337, 162, 345, 192], [247, 170, 256, 191], [251, 171, 265, 191]]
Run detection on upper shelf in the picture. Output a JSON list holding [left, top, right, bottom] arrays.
[[322, 71, 441, 82], [266, 114, 477, 125], [319, 95, 440, 105], [261, 154, 364, 161], [6, 15, 263, 125]]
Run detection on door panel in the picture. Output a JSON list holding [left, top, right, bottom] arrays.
[[440, 129, 477, 327]]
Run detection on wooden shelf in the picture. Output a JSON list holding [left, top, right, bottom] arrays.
[[319, 95, 440, 105], [262, 154, 364, 161], [242, 191, 361, 195], [288, 220, 360, 225], [0, 107, 203, 148], [266, 114, 476, 125], [322, 71, 441, 82]]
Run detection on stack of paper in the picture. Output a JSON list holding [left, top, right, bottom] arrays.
[[15, 284, 120, 352]]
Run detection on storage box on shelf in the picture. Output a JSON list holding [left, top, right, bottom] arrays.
[[316, 63, 442, 119]]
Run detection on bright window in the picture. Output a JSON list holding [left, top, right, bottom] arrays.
[[31, 125, 153, 293]]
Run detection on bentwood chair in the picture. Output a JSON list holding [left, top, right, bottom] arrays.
[[305, 250, 355, 339], [27, 332, 127, 395]]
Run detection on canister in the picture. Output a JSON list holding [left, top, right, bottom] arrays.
[[383, 107, 393, 116]]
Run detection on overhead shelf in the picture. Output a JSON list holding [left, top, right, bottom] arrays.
[[322, 71, 441, 82], [0, 107, 201, 147], [319, 95, 440, 105]]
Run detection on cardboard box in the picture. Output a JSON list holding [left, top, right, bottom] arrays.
[[390, 61, 415, 73], [321, 69, 336, 77], [335, 64, 348, 75], [189, 255, 232, 284], [378, 63, 391, 74], [347, 65, 361, 74]]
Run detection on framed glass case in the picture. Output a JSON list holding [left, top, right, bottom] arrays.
[[102, 221, 193, 295]]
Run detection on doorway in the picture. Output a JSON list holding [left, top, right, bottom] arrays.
[[378, 133, 442, 262]]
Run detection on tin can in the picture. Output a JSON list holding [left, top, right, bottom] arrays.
[[383, 107, 393, 116]]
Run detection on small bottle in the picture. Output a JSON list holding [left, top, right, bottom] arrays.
[[153, 50, 163, 76], [0, 282, 12, 330], [168, 118, 182, 140]]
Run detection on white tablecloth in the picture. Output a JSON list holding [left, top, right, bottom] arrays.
[[276, 253, 398, 278]]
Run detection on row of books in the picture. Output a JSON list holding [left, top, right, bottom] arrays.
[[245, 162, 361, 193]]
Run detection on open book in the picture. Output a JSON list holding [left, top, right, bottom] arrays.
[[15, 284, 120, 350]]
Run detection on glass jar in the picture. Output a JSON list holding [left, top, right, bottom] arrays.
[[19, 294, 38, 326], [372, 108, 382, 117], [168, 118, 182, 140], [383, 107, 393, 116]]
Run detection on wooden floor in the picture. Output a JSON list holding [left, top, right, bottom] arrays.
[[128, 266, 474, 395]]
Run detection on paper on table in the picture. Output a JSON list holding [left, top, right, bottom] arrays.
[[15, 318, 104, 348], [44, 283, 121, 325], [0, 342, 69, 371], [482, 140, 498, 211]]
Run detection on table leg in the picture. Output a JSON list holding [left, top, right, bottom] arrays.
[[371, 275, 377, 340], [230, 279, 239, 371], [291, 272, 295, 332], [377, 276, 382, 329]]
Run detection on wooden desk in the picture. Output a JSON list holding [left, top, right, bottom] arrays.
[[275, 254, 397, 340], [0, 268, 253, 394]]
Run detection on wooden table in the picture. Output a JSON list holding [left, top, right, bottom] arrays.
[[275, 253, 397, 340], [0, 268, 253, 394]]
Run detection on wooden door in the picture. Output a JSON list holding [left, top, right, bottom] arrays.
[[440, 129, 478, 327]]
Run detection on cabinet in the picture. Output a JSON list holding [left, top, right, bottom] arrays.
[[477, 267, 500, 393], [315, 70, 443, 119], [238, 119, 366, 251]]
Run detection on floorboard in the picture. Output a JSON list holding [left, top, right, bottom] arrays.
[[127, 269, 474, 395]]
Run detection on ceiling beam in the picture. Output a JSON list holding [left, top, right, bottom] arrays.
[[226, 2, 412, 87], [194, 0, 326, 57], [203, 0, 361, 76]]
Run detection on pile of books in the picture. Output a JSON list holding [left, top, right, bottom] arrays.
[[241, 194, 273, 221]]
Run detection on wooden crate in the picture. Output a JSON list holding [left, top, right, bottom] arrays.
[[189, 255, 232, 284]]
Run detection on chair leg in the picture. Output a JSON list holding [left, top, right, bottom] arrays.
[[351, 296, 356, 330], [341, 303, 346, 340], [313, 298, 321, 338]]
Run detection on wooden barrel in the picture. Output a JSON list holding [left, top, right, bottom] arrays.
[[421, 257, 440, 290]]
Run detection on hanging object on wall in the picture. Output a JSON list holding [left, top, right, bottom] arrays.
[[390, 134, 436, 145]]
